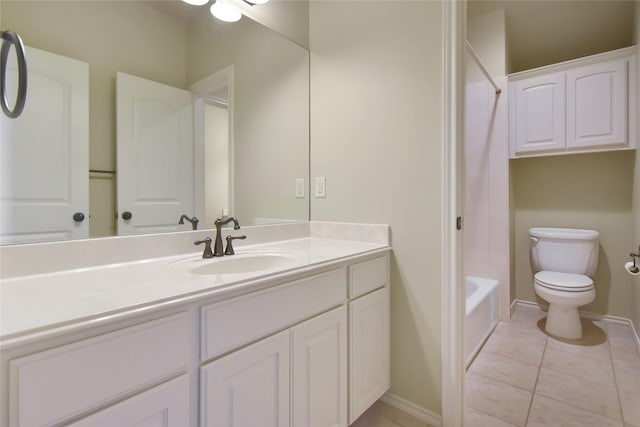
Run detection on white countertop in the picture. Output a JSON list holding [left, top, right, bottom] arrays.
[[1, 237, 389, 345]]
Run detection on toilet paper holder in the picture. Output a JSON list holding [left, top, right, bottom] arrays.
[[629, 246, 640, 273]]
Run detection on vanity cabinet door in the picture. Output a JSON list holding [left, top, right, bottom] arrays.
[[349, 287, 390, 424], [201, 330, 290, 427], [68, 375, 190, 427], [291, 306, 347, 427], [567, 58, 628, 149]]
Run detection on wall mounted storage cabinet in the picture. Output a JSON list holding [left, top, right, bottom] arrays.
[[509, 47, 637, 158]]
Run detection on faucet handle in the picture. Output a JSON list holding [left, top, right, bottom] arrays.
[[194, 237, 214, 258], [224, 235, 247, 255]]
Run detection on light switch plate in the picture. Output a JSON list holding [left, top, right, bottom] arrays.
[[315, 177, 326, 198]]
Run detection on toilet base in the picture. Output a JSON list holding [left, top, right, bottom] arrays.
[[533, 282, 595, 340], [545, 304, 583, 339]]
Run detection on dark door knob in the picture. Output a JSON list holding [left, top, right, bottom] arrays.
[[122, 211, 132, 220], [73, 212, 85, 222]]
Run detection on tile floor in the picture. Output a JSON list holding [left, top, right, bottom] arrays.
[[465, 304, 640, 427], [351, 400, 435, 427]]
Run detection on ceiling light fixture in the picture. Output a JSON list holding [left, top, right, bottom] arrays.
[[181, 0, 209, 5], [182, 0, 270, 23], [210, 0, 242, 22]]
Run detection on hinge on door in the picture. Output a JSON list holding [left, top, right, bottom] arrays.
[[456, 216, 462, 231]]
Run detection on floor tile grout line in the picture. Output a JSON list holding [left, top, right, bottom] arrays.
[[533, 390, 625, 424], [523, 333, 548, 426], [482, 346, 544, 368], [607, 322, 629, 425], [466, 369, 537, 395], [465, 405, 520, 427]]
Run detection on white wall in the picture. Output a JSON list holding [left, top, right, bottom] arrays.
[[310, 0, 443, 415], [465, 8, 510, 319]]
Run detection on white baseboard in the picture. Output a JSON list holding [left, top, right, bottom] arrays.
[[512, 299, 640, 353], [380, 393, 442, 427]]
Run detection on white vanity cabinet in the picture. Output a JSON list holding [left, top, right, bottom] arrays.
[[201, 306, 348, 427], [201, 330, 291, 427], [69, 376, 190, 427], [509, 47, 636, 158], [347, 257, 391, 424], [291, 306, 347, 427], [6, 313, 190, 427], [1, 249, 390, 427]]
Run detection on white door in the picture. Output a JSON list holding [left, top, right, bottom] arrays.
[[0, 46, 89, 244], [349, 287, 390, 424], [116, 73, 194, 236], [510, 71, 566, 156], [201, 330, 289, 427], [68, 376, 190, 427], [567, 58, 628, 149], [291, 306, 347, 427]]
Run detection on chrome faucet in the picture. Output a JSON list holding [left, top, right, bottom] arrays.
[[178, 214, 199, 230], [213, 217, 240, 257]]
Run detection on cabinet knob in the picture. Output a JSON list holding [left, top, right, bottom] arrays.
[[72, 212, 85, 222], [121, 211, 132, 220]]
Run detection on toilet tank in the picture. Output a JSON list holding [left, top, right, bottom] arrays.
[[529, 227, 599, 276]]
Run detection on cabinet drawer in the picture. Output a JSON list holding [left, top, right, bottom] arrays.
[[10, 313, 189, 427], [201, 268, 346, 360], [349, 256, 388, 299]]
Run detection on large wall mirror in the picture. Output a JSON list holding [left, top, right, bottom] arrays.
[[0, 0, 309, 245]]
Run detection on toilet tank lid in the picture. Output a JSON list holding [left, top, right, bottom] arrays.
[[529, 227, 599, 241]]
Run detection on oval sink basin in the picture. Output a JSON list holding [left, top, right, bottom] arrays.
[[190, 254, 298, 275]]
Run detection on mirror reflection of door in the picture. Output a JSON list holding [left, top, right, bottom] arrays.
[[192, 65, 233, 228], [203, 100, 230, 226], [0, 46, 89, 244], [116, 72, 194, 236]]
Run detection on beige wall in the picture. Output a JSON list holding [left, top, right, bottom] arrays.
[[232, 0, 309, 48], [467, 8, 506, 77], [187, 13, 309, 225], [204, 104, 229, 225], [310, 0, 443, 414], [512, 151, 636, 319]]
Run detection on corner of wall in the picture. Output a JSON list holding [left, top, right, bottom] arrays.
[[632, 8, 640, 330]]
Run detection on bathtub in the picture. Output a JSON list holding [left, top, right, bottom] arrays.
[[465, 276, 499, 367]]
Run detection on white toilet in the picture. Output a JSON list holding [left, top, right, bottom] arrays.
[[529, 227, 599, 339]]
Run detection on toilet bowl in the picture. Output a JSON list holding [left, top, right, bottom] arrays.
[[533, 271, 595, 339], [529, 228, 599, 339]]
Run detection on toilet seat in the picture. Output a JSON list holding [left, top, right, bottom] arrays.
[[534, 271, 593, 292]]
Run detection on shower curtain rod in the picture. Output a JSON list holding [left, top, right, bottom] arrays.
[[465, 41, 502, 95]]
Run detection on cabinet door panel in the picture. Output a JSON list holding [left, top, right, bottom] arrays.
[[511, 72, 566, 155], [9, 314, 189, 427], [291, 306, 347, 427], [201, 330, 289, 427], [349, 287, 390, 424], [69, 376, 190, 427], [567, 59, 627, 148]]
